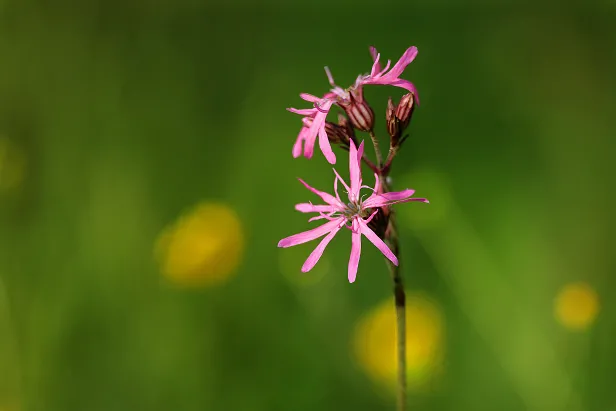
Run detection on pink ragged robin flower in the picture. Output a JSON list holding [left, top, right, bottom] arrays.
[[288, 46, 420, 163], [277, 140, 428, 283], [289, 94, 336, 164]]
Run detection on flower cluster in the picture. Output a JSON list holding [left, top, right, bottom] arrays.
[[279, 45, 428, 283]]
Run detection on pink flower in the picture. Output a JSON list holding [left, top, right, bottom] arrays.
[[288, 94, 336, 164], [362, 46, 420, 100], [278, 140, 428, 283], [288, 46, 419, 163]]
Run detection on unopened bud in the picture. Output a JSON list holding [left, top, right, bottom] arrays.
[[337, 114, 356, 144], [343, 90, 375, 132], [367, 205, 390, 239], [386, 97, 399, 139], [324, 121, 350, 145], [395, 92, 415, 130], [303, 114, 356, 147]]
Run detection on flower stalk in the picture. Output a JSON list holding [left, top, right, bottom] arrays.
[[381, 178, 406, 411], [369, 130, 384, 168]]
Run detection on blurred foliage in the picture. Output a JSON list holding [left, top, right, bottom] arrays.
[[1, 1, 615, 411]]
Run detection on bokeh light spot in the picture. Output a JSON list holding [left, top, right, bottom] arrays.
[[353, 293, 445, 392], [554, 282, 599, 331], [155, 202, 244, 287], [0, 136, 27, 192]]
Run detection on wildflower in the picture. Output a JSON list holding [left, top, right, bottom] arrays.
[[362, 46, 420, 99], [288, 46, 420, 163], [289, 94, 336, 164], [278, 140, 428, 283]]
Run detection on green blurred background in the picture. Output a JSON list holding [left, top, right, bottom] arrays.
[[1, 1, 615, 410]]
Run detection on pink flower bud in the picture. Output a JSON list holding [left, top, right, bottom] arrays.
[[386, 97, 399, 139], [305, 116, 355, 146], [395, 92, 415, 130], [342, 90, 375, 132]]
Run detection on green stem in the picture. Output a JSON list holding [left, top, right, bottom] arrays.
[[387, 213, 406, 411], [382, 178, 406, 411], [369, 130, 383, 168], [382, 146, 398, 176]]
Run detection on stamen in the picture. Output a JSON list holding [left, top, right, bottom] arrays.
[[324, 66, 336, 88]]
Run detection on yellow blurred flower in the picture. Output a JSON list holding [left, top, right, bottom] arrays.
[[155, 202, 244, 287], [0, 136, 27, 192], [353, 293, 444, 392], [554, 282, 599, 331]]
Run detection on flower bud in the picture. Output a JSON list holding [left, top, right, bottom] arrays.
[[342, 90, 375, 132], [337, 113, 356, 144], [395, 92, 415, 130], [303, 114, 356, 146], [324, 121, 349, 145], [367, 205, 390, 240], [386, 97, 399, 139]]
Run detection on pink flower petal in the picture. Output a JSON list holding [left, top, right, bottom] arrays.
[[298, 179, 345, 209], [278, 217, 345, 248], [363, 78, 419, 100], [364, 192, 429, 209], [386, 46, 418, 79], [334, 173, 343, 203], [348, 229, 362, 283], [370, 51, 381, 77], [376, 59, 392, 77], [287, 107, 317, 116], [292, 127, 308, 158], [301, 222, 344, 272], [295, 203, 335, 213], [318, 126, 336, 164], [300, 93, 320, 102], [308, 213, 336, 222], [369, 46, 382, 75], [363, 189, 415, 208], [348, 140, 364, 201], [357, 140, 365, 163], [324, 67, 336, 87], [373, 173, 381, 195], [357, 218, 398, 265], [302, 135, 315, 159], [364, 209, 379, 224], [388, 79, 419, 104], [332, 168, 351, 195]]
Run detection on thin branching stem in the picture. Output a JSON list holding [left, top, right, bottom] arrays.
[[382, 161, 406, 411], [362, 155, 379, 175], [369, 130, 383, 168]]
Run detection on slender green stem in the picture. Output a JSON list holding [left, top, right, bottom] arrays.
[[395, 292, 407, 411], [386, 213, 406, 411], [369, 130, 383, 168], [382, 178, 406, 411], [382, 146, 398, 176], [361, 154, 379, 175]]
